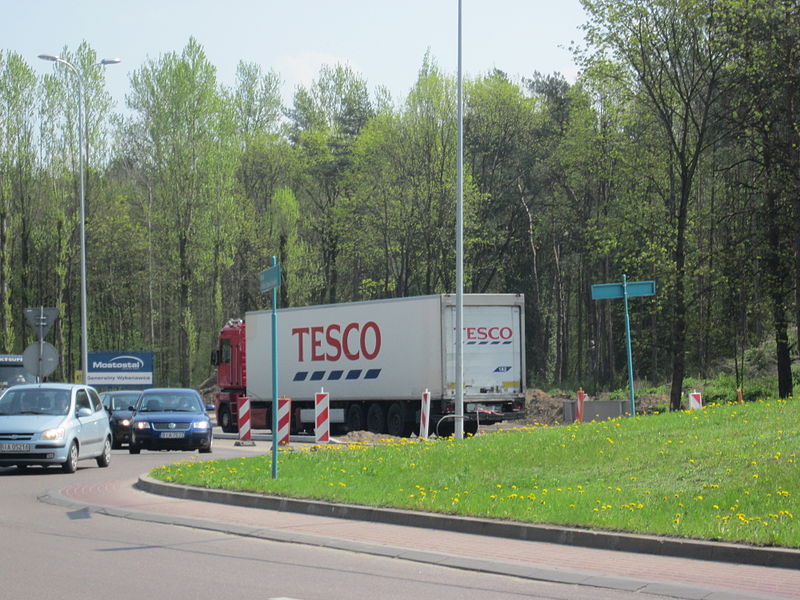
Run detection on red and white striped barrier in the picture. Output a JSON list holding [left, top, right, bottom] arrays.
[[420, 389, 431, 439], [315, 389, 330, 443], [689, 391, 702, 410], [576, 387, 586, 423], [235, 396, 254, 446], [277, 397, 291, 445]]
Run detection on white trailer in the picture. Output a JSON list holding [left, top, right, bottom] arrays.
[[240, 294, 526, 436]]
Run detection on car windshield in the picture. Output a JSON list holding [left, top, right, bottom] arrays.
[[105, 394, 139, 410], [138, 393, 203, 413], [0, 388, 71, 416]]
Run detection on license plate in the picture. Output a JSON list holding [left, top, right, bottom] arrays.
[[0, 442, 31, 452], [160, 432, 185, 439]]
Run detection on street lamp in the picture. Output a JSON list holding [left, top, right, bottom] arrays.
[[38, 53, 120, 384]]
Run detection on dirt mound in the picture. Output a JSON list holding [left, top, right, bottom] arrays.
[[332, 430, 404, 444]]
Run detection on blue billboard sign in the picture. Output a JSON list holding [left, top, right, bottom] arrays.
[[87, 351, 154, 387]]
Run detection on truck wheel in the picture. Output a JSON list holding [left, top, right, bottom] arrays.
[[465, 420, 479, 436], [366, 403, 386, 434], [387, 402, 410, 437], [346, 404, 365, 432], [290, 407, 303, 434], [220, 407, 238, 433]]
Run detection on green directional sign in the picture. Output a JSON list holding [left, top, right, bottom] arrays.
[[591, 280, 655, 300], [259, 264, 282, 292], [591, 275, 657, 418]]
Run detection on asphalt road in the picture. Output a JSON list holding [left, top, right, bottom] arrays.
[[0, 438, 668, 600]]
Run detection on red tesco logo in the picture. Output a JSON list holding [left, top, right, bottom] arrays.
[[292, 322, 382, 362], [464, 326, 513, 341]]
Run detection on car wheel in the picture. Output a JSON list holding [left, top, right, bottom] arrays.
[[128, 444, 141, 455], [198, 437, 213, 454], [96, 437, 112, 467], [16, 464, 28, 472], [62, 441, 79, 473]]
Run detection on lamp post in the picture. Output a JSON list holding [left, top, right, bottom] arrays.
[[455, 0, 464, 439], [38, 53, 120, 384]]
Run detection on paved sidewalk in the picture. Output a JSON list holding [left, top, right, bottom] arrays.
[[41, 476, 800, 600]]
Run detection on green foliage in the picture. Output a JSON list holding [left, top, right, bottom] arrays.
[[1, 15, 799, 395]]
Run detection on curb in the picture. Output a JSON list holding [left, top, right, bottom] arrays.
[[136, 475, 800, 570], [37, 484, 782, 600]]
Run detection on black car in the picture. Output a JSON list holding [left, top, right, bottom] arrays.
[[129, 388, 213, 454], [100, 390, 142, 449]]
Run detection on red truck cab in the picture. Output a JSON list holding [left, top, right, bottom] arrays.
[[211, 319, 252, 432]]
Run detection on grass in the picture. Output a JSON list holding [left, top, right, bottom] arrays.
[[151, 399, 800, 548]]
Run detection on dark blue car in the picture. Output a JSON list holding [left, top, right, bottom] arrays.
[[100, 390, 141, 448], [128, 388, 213, 454]]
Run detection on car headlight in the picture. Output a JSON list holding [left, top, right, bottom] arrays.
[[134, 421, 150, 430], [41, 427, 65, 441], [192, 421, 210, 430], [119, 419, 131, 427]]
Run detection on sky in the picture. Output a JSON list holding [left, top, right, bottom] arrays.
[[5, 0, 587, 111]]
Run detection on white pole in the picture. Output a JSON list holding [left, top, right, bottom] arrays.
[[455, 0, 465, 440], [39, 54, 120, 383]]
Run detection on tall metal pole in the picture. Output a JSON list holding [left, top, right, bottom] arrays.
[[39, 54, 119, 384], [455, 0, 465, 440], [622, 274, 636, 416], [271, 256, 279, 479]]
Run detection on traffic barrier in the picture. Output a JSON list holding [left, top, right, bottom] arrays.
[[277, 397, 291, 445], [420, 389, 431, 439], [689, 391, 702, 410], [235, 396, 255, 446], [315, 389, 330, 443], [576, 387, 586, 423]]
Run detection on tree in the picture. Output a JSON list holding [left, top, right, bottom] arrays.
[[289, 63, 373, 304], [581, 0, 730, 409], [126, 38, 237, 385], [719, 0, 799, 398], [0, 52, 37, 354]]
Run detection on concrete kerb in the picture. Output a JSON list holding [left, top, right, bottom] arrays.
[[38, 484, 789, 600], [136, 475, 800, 571]]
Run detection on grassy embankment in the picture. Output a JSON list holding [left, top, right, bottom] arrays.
[[152, 399, 799, 547]]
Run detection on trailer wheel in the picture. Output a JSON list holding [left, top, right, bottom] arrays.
[[387, 402, 412, 437], [220, 406, 238, 433], [366, 403, 386, 434], [346, 404, 365, 432]]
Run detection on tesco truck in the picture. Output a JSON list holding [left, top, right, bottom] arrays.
[[211, 294, 526, 437]]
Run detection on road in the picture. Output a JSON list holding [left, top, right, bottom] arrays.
[[0, 437, 670, 600]]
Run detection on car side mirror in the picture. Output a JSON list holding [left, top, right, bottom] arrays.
[[77, 407, 93, 418], [206, 404, 215, 412]]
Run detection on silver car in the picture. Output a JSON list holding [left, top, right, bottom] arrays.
[[0, 383, 112, 473]]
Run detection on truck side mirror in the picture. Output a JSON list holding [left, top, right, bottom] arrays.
[[210, 350, 219, 366]]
